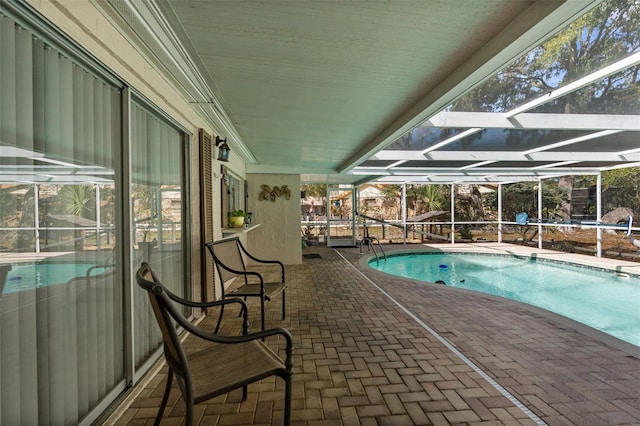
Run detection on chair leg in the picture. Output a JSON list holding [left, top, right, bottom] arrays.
[[284, 375, 292, 426], [238, 296, 249, 317], [281, 289, 286, 320], [185, 400, 193, 426], [260, 297, 266, 332], [154, 369, 174, 426], [214, 303, 225, 334], [185, 384, 194, 426]]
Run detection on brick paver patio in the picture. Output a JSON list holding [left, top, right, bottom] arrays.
[[111, 243, 640, 425]]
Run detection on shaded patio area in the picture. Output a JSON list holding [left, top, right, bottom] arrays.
[[112, 243, 640, 425]]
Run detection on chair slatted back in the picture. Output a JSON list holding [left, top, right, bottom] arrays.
[[136, 263, 188, 377], [206, 238, 248, 290]]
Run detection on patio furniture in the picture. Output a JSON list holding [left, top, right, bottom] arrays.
[[135, 262, 293, 426], [205, 237, 286, 332]]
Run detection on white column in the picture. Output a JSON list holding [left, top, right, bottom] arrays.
[[596, 172, 602, 257], [538, 180, 543, 250], [402, 183, 407, 245], [95, 184, 101, 251], [498, 184, 503, 243], [34, 184, 40, 253], [450, 184, 455, 244]]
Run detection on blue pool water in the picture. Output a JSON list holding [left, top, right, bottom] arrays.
[[370, 252, 640, 347], [3, 263, 111, 294]]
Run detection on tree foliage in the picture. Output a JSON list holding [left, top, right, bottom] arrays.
[[0, 189, 20, 221], [451, 0, 640, 114], [450, 0, 640, 219], [602, 167, 640, 213], [415, 184, 444, 213], [379, 184, 446, 216], [484, 182, 568, 221], [60, 185, 96, 218], [300, 184, 326, 198]]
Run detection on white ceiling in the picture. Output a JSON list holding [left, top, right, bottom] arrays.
[[104, 0, 631, 184]]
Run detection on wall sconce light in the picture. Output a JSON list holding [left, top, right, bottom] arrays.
[[215, 136, 230, 162]]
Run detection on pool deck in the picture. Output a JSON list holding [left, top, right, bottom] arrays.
[[112, 243, 640, 425]]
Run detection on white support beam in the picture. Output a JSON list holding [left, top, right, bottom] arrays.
[[421, 128, 482, 154], [374, 150, 640, 162], [522, 130, 623, 154], [373, 174, 569, 184], [423, 112, 640, 131], [375, 167, 607, 175]]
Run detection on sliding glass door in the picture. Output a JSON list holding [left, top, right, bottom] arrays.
[[0, 10, 124, 424], [0, 5, 190, 424], [130, 99, 189, 367]]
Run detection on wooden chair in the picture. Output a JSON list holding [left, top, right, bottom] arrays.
[[205, 237, 286, 332], [135, 262, 293, 426]]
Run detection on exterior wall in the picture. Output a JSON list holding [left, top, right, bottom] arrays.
[[247, 174, 302, 265], [25, 0, 248, 304], [5, 3, 304, 424]]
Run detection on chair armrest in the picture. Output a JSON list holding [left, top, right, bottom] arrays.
[[165, 288, 249, 311], [158, 286, 250, 334], [166, 295, 292, 352], [237, 242, 286, 283], [194, 325, 292, 348], [189, 324, 294, 370]]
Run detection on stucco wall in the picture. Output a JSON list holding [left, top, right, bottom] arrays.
[[247, 174, 302, 265]]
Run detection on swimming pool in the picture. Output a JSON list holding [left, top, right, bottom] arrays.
[[370, 252, 640, 347], [2, 262, 112, 294]]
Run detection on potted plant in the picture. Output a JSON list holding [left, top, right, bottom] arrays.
[[228, 209, 246, 228]]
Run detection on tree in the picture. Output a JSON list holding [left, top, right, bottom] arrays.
[[455, 185, 485, 221], [300, 184, 326, 198], [380, 184, 401, 220], [451, 0, 640, 114], [60, 184, 96, 219], [484, 182, 568, 221], [557, 176, 573, 220], [602, 167, 640, 214], [418, 184, 444, 213], [0, 188, 20, 221]]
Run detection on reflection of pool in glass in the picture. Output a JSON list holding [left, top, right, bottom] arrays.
[[3, 263, 112, 294], [370, 252, 640, 347]]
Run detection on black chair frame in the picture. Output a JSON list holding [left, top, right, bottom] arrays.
[[205, 237, 286, 332], [136, 262, 293, 425]]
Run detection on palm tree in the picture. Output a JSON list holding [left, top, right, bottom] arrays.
[[421, 185, 443, 212], [61, 185, 96, 218]]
